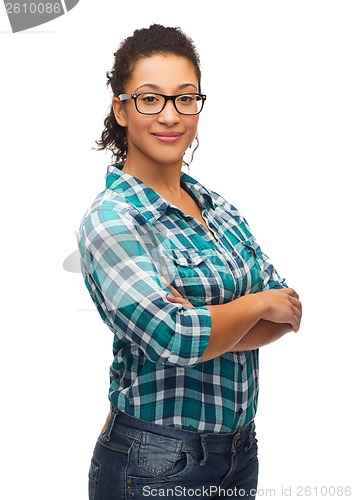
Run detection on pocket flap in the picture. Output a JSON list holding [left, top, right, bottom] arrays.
[[239, 237, 259, 257], [164, 248, 206, 267]]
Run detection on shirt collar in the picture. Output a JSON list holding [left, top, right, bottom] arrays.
[[105, 163, 215, 224]]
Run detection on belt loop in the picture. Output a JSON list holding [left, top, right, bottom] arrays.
[[103, 407, 119, 442], [199, 434, 208, 466]]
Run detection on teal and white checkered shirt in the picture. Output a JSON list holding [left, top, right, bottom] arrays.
[[78, 163, 286, 433]]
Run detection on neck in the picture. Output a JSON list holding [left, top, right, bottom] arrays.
[[122, 157, 185, 199]]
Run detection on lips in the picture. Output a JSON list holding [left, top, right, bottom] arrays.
[[152, 132, 182, 143]]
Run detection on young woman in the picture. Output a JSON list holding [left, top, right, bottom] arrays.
[[78, 24, 302, 500]]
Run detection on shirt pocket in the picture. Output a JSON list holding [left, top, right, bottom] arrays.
[[162, 247, 222, 306]]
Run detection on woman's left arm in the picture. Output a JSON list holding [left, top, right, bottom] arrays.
[[163, 281, 296, 351], [226, 319, 292, 351]]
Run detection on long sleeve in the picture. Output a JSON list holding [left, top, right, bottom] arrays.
[[78, 208, 212, 367]]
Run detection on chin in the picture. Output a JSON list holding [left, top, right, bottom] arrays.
[[148, 151, 186, 167], [158, 157, 185, 167]]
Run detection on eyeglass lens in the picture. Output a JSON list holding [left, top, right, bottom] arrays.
[[136, 93, 203, 114]]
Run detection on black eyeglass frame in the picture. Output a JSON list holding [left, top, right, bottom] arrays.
[[118, 92, 207, 115]]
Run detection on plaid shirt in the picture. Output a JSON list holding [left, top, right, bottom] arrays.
[[78, 162, 286, 433]]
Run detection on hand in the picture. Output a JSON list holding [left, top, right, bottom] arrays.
[[258, 288, 302, 332], [161, 277, 195, 309]]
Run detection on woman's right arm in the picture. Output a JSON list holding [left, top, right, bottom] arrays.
[[78, 209, 213, 368]]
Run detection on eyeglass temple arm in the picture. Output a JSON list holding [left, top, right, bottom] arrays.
[[118, 94, 135, 101]]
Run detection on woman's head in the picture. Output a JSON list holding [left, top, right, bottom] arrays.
[[95, 24, 202, 163]]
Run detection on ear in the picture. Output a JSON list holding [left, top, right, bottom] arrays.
[[112, 97, 127, 127]]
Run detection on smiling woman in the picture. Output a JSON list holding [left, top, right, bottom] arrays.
[[111, 54, 201, 173], [77, 23, 301, 500]]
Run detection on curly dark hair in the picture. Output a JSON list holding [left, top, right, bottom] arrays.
[[94, 24, 202, 163]]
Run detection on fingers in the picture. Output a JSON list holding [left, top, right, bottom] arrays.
[[289, 296, 302, 316], [166, 294, 182, 302], [291, 308, 301, 332], [280, 287, 299, 300], [161, 276, 195, 308], [262, 287, 302, 332], [166, 293, 195, 309], [161, 276, 183, 298], [277, 289, 302, 331], [289, 296, 302, 312], [290, 298, 302, 332]]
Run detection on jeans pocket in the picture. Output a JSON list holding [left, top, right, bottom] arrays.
[[139, 431, 182, 474], [127, 431, 194, 482], [88, 457, 101, 500]]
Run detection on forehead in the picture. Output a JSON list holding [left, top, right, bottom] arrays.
[[128, 54, 198, 90]]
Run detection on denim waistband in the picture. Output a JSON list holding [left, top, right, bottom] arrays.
[[102, 408, 254, 463]]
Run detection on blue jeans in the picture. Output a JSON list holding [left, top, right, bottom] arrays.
[[88, 409, 259, 499]]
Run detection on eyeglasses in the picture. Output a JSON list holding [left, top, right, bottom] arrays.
[[118, 92, 207, 115]]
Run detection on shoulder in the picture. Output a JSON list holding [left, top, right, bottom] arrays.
[[201, 183, 254, 240], [209, 188, 241, 215], [78, 188, 141, 243], [183, 171, 244, 220], [204, 184, 246, 223]]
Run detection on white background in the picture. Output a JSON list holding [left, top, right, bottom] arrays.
[[1, 1, 352, 498]]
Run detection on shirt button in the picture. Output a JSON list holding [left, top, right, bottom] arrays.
[[239, 364, 244, 371], [187, 257, 192, 263], [237, 408, 243, 415], [232, 251, 237, 256]]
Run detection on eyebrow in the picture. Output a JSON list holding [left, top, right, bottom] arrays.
[[134, 82, 198, 92]]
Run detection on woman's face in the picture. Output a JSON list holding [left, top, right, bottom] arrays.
[[112, 54, 200, 169]]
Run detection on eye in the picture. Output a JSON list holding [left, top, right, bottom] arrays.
[[177, 94, 195, 104], [139, 93, 161, 104]]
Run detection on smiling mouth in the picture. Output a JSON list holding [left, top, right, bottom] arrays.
[[152, 132, 182, 143]]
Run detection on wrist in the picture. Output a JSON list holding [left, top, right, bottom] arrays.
[[251, 291, 269, 320]]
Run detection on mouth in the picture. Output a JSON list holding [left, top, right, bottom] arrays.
[[152, 132, 183, 143]]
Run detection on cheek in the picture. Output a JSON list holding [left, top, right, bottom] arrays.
[[126, 116, 154, 140], [186, 116, 199, 136]]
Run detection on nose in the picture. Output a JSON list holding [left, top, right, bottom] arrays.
[[157, 100, 180, 126]]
